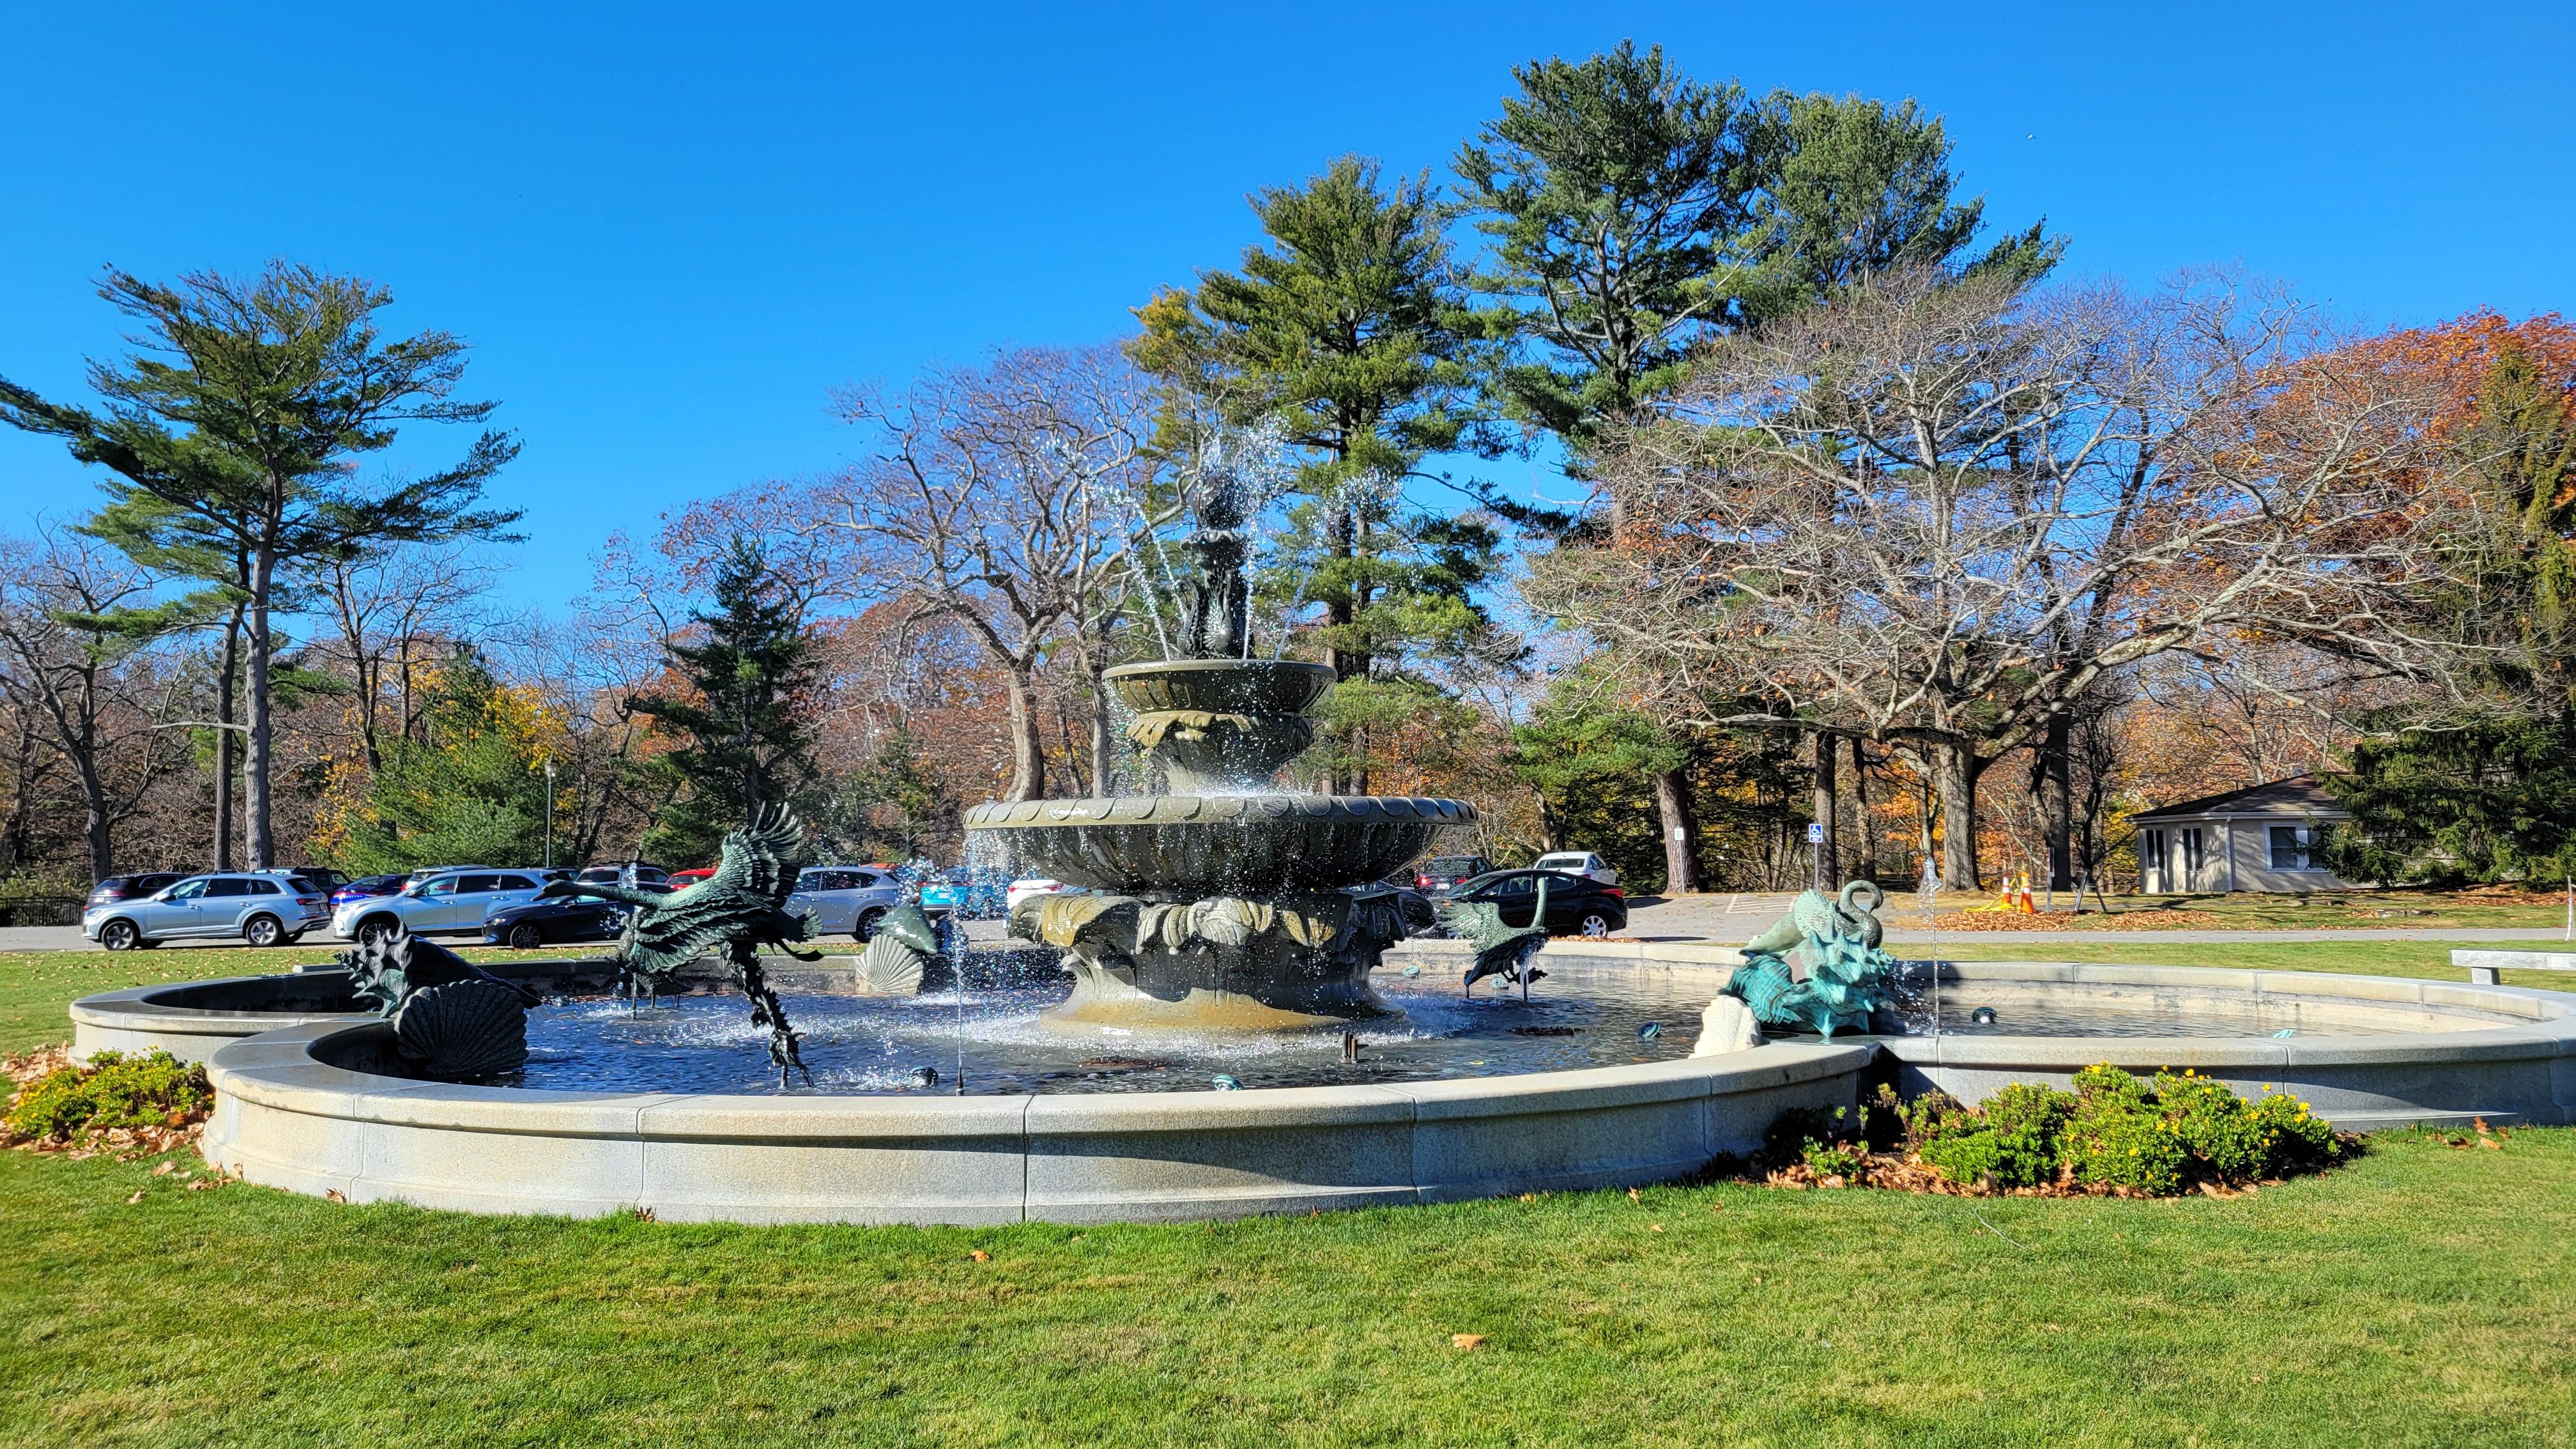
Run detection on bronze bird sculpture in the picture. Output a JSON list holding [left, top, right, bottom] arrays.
[[542, 802, 824, 1085]]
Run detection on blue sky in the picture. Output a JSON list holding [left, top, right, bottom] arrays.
[[3, 1, 2570, 613]]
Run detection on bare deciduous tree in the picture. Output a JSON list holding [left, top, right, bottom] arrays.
[[1542, 270, 2471, 887], [814, 346, 1164, 802], [0, 528, 195, 879]]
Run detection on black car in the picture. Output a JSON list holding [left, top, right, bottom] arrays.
[[1412, 854, 1492, 897], [1445, 870, 1627, 937], [86, 872, 188, 908], [483, 895, 631, 950]]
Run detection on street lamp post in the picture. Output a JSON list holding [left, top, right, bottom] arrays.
[[543, 759, 557, 870]]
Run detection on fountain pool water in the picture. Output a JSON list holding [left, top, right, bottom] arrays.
[[500, 959, 2470, 1098]]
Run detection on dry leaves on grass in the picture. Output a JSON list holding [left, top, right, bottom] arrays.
[[1450, 1334, 1485, 1351], [1752, 1153, 2310, 1200], [1927, 910, 2233, 932]]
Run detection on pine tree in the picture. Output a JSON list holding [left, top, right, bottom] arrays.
[[1455, 44, 2060, 887], [0, 261, 519, 866], [2324, 339, 2576, 884], [629, 539, 819, 868], [1132, 157, 1509, 793]]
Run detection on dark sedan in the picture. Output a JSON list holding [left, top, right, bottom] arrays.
[[86, 872, 188, 909], [1446, 870, 1627, 937], [330, 873, 409, 909], [482, 895, 629, 950]]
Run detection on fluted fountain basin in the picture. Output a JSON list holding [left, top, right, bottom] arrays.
[[965, 793, 1476, 896], [1103, 659, 1333, 716]]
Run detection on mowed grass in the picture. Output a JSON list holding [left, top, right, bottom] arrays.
[[4, 944, 2574, 1445]]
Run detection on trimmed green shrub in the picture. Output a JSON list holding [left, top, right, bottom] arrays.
[[3, 1050, 212, 1142], [1849, 1064, 2346, 1194], [2062, 1094, 2190, 1193]]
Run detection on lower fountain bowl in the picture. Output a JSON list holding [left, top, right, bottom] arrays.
[[963, 793, 1476, 897]]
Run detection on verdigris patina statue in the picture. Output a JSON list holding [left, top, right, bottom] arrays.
[[1009, 885, 1433, 1028], [1439, 874, 1551, 999], [850, 901, 942, 995], [338, 929, 540, 1080], [542, 803, 823, 1085], [1723, 880, 1899, 1038]]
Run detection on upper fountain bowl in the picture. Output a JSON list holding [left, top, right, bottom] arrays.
[[1106, 659, 1337, 793], [963, 793, 1476, 897], [1104, 659, 1334, 716]]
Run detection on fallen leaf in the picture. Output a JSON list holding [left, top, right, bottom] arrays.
[[1649, 1223, 1664, 1233], [125, 1190, 144, 1204], [1517, 1193, 1535, 1203], [1627, 1188, 1642, 1204], [2478, 1138, 2501, 1151], [970, 1250, 991, 1263], [1450, 1333, 1485, 1351], [324, 1189, 347, 1204], [187, 1178, 212, 1192], [153, 1161, 175, 1176]]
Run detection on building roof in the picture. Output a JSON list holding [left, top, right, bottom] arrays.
[[2131, 772, 2349, 824]]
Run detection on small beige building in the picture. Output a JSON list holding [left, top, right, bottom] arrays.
[[2132, 774, 2358, 894]]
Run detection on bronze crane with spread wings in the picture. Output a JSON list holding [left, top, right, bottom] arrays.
[[542, 802, 823, 1085]]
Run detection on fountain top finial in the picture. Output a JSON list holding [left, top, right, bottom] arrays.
[[1177, 460, 1254, 661]]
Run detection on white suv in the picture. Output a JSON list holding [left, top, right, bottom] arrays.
[[784, 865, 904, 940], [1532, 851, 1618, 887], [334, 869, 553, 945]]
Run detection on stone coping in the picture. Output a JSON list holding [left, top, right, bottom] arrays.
[[199, 1020, 1870, 1224], [90, 944, 2576, 1222], [2455, 949, 2576, 984]]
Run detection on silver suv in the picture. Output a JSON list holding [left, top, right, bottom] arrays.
[[333, 869, 555, 945], [85, 872, 332, 950], [785, 865, 904, 940]]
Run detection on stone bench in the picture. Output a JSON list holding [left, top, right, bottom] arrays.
[[2453, 949, 2576, 985]]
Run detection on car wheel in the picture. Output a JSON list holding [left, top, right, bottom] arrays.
[[1577, 912, 1614, 938], [854, 907, 886, 942], [100, 919, 139, 952], [357, 917, 395, 948], [243, 914, 284, 947], [508, 923, 543, 951]]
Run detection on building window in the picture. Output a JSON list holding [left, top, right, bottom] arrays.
[[2143, 829, 2168, 889], [2181, 827, 2205, 875], [2269, 825, 2312, 870]]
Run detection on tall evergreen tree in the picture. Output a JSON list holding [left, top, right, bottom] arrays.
[[630, 539, 820, 868], [2325, 338, 2576, 884], [1456, 43, 2058, 889], [0, 262, 520, 866], [1131, 156, 1508, 792]]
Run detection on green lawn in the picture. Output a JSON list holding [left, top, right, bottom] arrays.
[[4, 944, 2573, 1446]]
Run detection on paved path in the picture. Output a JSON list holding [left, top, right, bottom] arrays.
[[6, 908, 2567, 954]]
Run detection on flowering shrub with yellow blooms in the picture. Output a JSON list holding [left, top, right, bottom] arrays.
[[1851, 1064, 2347, 1196]]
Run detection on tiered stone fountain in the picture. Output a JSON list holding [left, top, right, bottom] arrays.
[[965, 477, 1473, 1031]]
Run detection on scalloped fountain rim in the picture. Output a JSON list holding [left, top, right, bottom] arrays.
[[70, 950, 2576, 1225]]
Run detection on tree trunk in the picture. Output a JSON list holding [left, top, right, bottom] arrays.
[[1653, 767, 1701, 894], [213, 603, 241, 870], [1852, 735, 1879, 882], [1936, 738, 1981, 891], [244, 548, 276, 868], [1811, 730, 1839, 891], [1002, 661, 1045, 802], [2039, 711, 2074, 891]]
